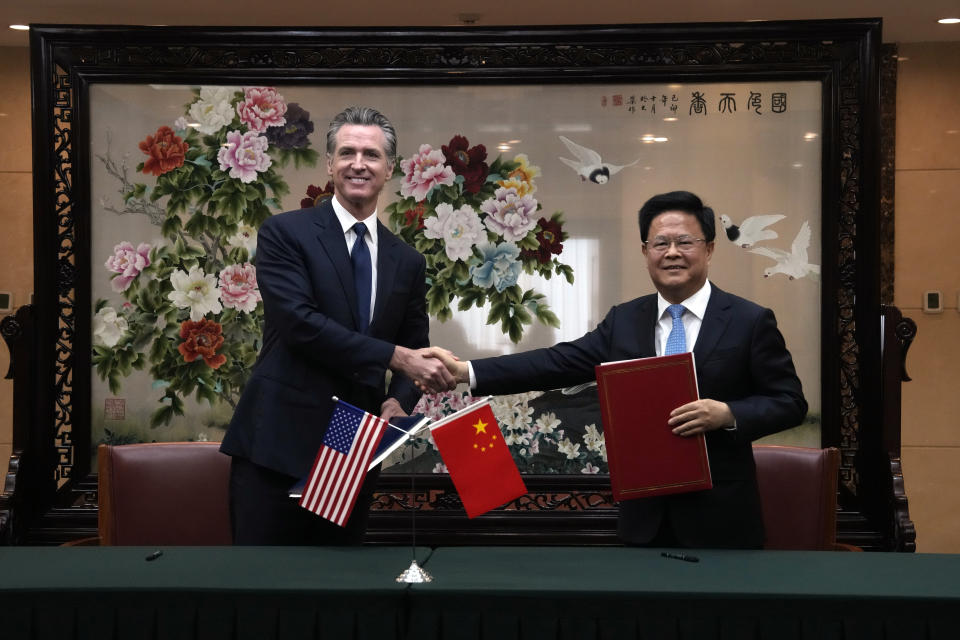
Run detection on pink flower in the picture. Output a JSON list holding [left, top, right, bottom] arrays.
[[400, 144, 456, 201], [217, 130, 272, 183], [480, 186, 540, 242], [105, 241, 151, 292], [236, 87, 288, 133], [218, 263, 262, 313]]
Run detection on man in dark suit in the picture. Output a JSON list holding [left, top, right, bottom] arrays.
[[220, 106, 454, 545], [430, 190, 807, 549]]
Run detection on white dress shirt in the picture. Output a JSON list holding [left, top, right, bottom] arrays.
[[332, 196, 378, 323], [655, 280, 712, 356]]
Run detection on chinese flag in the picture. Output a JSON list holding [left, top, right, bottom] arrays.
[[431, 400, 528, 518]]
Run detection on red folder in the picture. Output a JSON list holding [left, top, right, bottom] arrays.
[[595, 352, 712, 501]]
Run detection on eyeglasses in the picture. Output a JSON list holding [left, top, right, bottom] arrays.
[[643, 235, 706, 254]]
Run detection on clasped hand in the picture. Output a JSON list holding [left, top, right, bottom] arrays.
[[389, 346, 467, 393], [390, 345, 463, 394]]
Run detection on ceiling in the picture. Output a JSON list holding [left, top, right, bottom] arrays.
[[2, 0, 959, 48]]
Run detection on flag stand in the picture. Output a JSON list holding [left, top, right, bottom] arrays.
[[395, 431, 433, 583]]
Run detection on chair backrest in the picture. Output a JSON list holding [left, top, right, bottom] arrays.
[[753, 445, 841, 551], [98, 442, 232, 545]]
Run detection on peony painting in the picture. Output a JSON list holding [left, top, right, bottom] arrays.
[[90, 80, 824, 472]]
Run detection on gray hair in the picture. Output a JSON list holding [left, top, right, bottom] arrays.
[[325, 106, 397, 161]]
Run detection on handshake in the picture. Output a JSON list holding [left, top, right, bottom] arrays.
[[390, 346, 469, 394]]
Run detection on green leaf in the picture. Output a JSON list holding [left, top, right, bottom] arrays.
[[512, 304, 532, 324], [161, 215, 183, 239], [456, 288, 485, 311], [506, 316, 523, 343], [426, 284, 450, 317], [108, 371, 122, 396], [150, 405, 175, 428], [535, 306, 561, 328], [486, 301, 508, 325], [519, 234, 540, 250]]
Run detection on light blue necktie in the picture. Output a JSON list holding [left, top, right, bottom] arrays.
[[664, 304, 687, 355], [351, 222, 371, 333]]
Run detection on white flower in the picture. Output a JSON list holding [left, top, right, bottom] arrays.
[[509, 404, 535, 431], [422, 202, 485, 262], [583, 423, 605, 453], [167, 266, 222, 321], [534, 411, 561, 435], [93, 306, 128, 347], [557, 438, 581, 460], [188, 86, 238, 134], [173, 116, 190, 131], [432, 462, 448, 474], [581, 462, 600, 474], [505, 431, 530, 446], [228, 224, 258, 255]]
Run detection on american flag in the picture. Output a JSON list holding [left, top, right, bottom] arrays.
[[299, 400, 388, 526]]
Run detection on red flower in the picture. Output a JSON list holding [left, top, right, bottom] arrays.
[[138, 126, 189, 176], [301, 181, 335, 208], [441, 135, 488, 194], [405, 202, 426, 230], [521, 217, 565, 264], [177, 318, 227, 369]]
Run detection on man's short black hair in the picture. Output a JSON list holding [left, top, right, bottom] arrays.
[[326, 106, 397, 162], [637, 190, 716, 242]]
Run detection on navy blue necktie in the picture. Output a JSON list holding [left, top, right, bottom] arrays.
[[350, 222, 371, 332], [664, 304, 687, 355]]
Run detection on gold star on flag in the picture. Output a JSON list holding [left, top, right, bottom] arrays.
[[473, 419, 487, 435]]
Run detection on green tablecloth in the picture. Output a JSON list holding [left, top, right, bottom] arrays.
[[0, 546, 426, 640], [411, 547, 960, 640], [1, 546, 958, 640]]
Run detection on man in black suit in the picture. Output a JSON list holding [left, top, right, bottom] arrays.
[[430, 190, 807, 549], [220, 106, 454, 545]]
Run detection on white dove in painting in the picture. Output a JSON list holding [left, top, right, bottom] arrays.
[[748, 220, 820, 281], [557, 136, 639, 184], [719, 213, 785, 248]]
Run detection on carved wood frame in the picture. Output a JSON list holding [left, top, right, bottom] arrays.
[[19, 19, 904, 548]]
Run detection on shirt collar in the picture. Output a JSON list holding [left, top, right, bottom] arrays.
[[657, 280, 711, 321], [332, 195, 378, 243]]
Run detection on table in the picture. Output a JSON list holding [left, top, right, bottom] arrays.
[[1, 546, 957, 639]]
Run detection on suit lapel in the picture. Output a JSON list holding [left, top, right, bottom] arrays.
[[693, 285, 733, 364], [637, 295, 658, 357], [370, 220, 399, 329], [312, 202, 362, 330]]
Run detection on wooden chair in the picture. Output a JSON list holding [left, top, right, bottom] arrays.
[[753, 444, 858, 551], [97, 442, 232, 545]]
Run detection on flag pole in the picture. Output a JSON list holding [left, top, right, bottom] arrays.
[[395, 415, 432, 583]]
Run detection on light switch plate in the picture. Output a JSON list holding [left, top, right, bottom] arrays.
[[923, 290, 942, 313]]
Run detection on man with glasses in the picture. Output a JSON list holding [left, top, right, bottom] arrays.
[[429, 190, 806, 548]]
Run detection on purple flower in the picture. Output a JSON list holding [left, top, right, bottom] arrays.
[[265, 102, 314, 150], [480, 186, 539, 242], [105, 241, 151, 292]]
